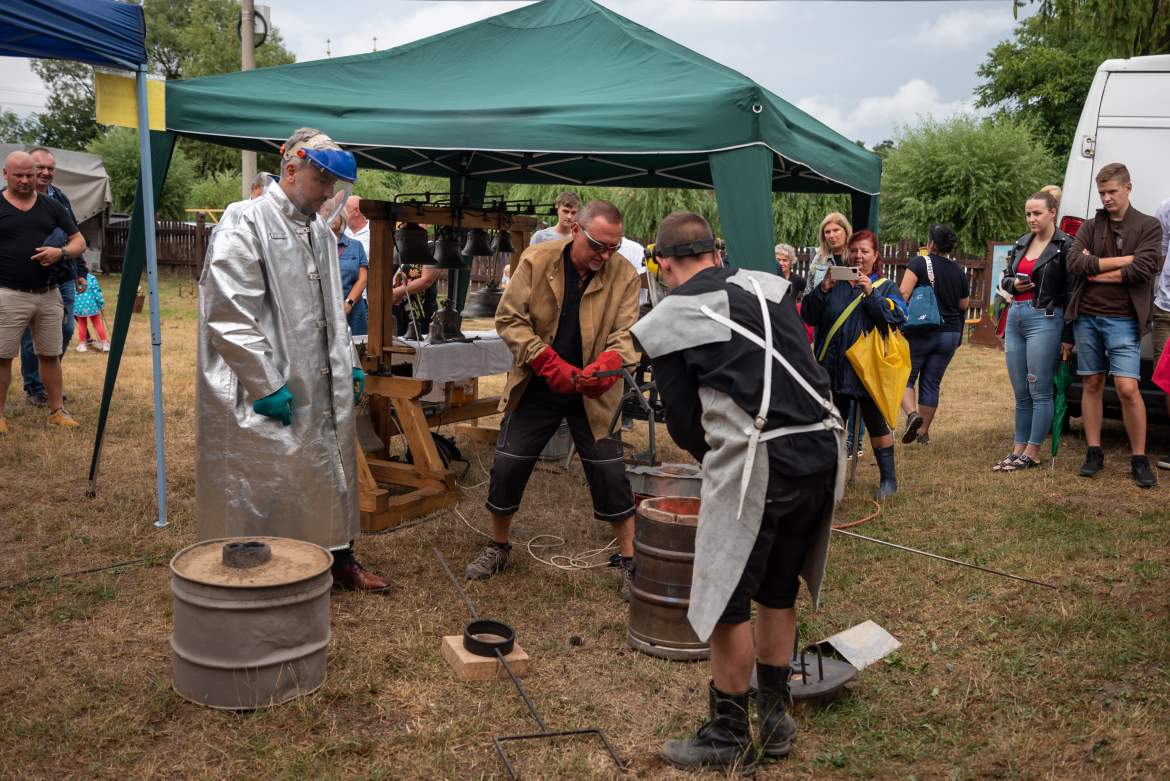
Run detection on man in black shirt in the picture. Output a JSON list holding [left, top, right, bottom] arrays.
[[0, 151, 86, 434], [633, 212, 843, 773], [20, 147, 88, 405]]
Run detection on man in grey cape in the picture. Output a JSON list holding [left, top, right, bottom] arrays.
[[196, 127, 388, 592], [632, 212, 845, 773]]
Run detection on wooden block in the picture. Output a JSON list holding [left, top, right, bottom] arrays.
[[441, 635, 529, 681], [454, 423, 500, 445]]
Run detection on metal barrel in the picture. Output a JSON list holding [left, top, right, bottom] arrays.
[[169, 537, 333, 710], [628, 496, 709, 661], [626, 462, 702, 507]]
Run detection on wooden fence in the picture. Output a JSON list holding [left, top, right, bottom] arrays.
[[102, 221, 990, 320]]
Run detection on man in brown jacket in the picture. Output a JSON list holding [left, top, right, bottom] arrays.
[[1065, 162, 1164, 487], [465, 200, 642, 597]]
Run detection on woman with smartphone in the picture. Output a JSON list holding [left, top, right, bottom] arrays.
[[993, 190, 1074, 471], [804, 212, 852, 297], [803, 230, 907, 498]]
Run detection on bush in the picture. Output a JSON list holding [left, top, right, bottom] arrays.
[[881, 115, 1060, 255], [187, 170, 245, 211], [86, 127, 195, 220]]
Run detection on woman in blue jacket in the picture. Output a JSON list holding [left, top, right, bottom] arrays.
[[803, 230, 907, 498]]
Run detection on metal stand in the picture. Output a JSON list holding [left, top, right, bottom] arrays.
[[433, 548, 628, 779]]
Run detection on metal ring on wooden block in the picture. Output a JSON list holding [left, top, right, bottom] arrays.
[[463, 619, 516, 657]]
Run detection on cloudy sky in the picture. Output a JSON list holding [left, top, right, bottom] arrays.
[[0, 0, 1026, 146]]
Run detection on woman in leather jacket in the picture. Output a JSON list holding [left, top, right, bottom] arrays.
[[994, 190, 1074, 471]]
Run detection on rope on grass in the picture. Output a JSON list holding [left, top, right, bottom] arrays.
[[833, 499, 882, 530], [454, 507, 618, 572]]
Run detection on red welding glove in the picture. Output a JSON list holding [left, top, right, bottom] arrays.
[[576, 351, 624, 399], [530, 346, 582, 395]]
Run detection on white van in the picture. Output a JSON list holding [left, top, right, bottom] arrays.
[[1059, 54, 1170, 426], [1058, 54, 1170, 236]]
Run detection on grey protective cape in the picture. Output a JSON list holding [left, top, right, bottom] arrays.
[[195, 182, 360, 551], [632, 270, 845, 641]]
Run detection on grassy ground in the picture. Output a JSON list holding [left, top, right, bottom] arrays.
[[1, 274, 1168, 780]]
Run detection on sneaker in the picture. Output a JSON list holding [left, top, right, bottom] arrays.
[[465, 542, 511, 580], [1156, 454, 1170, 470], [0, 416, 8, 435], [46, 408, 80, 428], [617, 556, 636, 603], [1132, 456, 1157, 489], [76, 342, 88, 353], [1079, 446, 1104, 477], [25, 391, 49, 407], [100, 340, 111, 352], [902, 411, 924, 444]]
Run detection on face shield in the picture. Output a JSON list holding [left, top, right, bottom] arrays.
[[294, 146, 356, 224]]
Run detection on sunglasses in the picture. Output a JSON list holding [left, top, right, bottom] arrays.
[[580, 226, 621, 254]]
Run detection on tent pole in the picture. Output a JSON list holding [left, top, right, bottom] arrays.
[[135, 65, 169, 529]]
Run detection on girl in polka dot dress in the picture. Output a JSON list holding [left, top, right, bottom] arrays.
[[74, 272, 109, 352]]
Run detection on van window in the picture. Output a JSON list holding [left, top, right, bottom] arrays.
[[1099, 72, 1170, 119]]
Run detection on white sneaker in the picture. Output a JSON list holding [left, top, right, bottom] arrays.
[[76, 342, 88, 353], [100, 340, 111, 352]]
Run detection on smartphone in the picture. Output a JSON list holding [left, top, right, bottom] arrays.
[[1014, 273, 1033, 286], [829, 265, 861, 281]]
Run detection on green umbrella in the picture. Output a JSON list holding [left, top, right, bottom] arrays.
[[1051, 358, 1073, 459]]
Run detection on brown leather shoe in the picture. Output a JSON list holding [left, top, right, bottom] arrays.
[[331, 558, 392, 593]]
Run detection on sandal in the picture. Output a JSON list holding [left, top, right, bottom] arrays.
[[1001, 454, 1041, 471], [993, 453, 1022, 472]]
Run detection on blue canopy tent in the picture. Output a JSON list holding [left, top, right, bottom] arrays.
[[0, 0, 171, 527]]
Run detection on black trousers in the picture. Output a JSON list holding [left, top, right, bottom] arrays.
[[719, 467, 836, 624], [487, 381, 635, 522], [833, 391, 890, 439]]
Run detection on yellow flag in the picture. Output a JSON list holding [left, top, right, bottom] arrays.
[[95, 71, 165, 131]]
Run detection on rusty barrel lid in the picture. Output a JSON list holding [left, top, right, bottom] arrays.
[[170, 536, 333, 589]]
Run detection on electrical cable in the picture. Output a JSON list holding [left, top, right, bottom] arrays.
[[0, 556, 163, 591]]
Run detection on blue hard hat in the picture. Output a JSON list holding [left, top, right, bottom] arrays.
[[301, 147, 357, 183]]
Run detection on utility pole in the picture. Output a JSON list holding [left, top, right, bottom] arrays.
[[240, 0, 257, 200]]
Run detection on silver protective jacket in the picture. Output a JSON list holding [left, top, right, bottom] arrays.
[[196, 182, 359, 550]]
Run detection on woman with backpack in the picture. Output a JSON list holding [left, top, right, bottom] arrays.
[[992, 190, 1074, 471], [899, 224, 970, 444], [804, 230, 907, 498]]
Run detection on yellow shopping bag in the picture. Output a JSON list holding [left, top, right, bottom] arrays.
[[845, 328, 912, 429]]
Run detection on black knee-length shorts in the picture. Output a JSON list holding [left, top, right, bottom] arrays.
[[486, 381, 635, 523]]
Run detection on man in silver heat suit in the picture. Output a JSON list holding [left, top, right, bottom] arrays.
[[196, 127, 389, 592]]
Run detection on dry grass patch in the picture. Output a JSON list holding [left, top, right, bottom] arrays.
[[1, 275, 1168, 779]]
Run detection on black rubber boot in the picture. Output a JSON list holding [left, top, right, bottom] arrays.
[[660, 682, 756, 774], [755, 662, 796, 759], [874, 445, 897, 500]]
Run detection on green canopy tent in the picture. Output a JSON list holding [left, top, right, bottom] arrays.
[[96, 0, 880, 506]]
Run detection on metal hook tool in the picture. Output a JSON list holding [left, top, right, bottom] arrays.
[[433, 548, 628, 779]]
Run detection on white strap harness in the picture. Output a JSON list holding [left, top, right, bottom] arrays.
[[699, 275, 842, 518]]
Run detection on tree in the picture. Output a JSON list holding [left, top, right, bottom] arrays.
[[28, 60, 99, 150], [0, 108, 38, 143], [880, 115, 1060, 256], [1031, 0, 1170, 59], [975, 14, 1106, 158], [87, 127, 196, 220]]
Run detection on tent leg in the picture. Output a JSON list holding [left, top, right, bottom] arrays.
[[136, 65, 169, 529]]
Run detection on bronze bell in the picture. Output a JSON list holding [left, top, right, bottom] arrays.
[[461, 228, 493, 257], [396, 222, 432, 265], [432, 226, 467, 269], [492, 230, 514, 254]]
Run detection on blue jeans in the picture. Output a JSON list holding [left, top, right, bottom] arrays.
[[906, 330, 961, 408], [347, 298, 369, 337], [1004, 303, 1064, 446], [20, 280, 75, 396], [1073, 314, 1141, 379]]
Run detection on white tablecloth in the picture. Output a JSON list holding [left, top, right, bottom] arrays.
[[395, 330, 513, 383]]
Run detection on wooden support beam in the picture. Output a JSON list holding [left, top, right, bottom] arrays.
[[366, 457, 455, 491], [367, 374, 431, 400], [391, 395, 447, 473], [424, 396, 501, 428]]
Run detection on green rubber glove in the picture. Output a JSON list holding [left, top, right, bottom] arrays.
[[252, 385, 294, 426], [352, 366, 365, 404]]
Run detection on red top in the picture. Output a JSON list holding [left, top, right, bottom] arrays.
[[1014, 257, 1036, 302]]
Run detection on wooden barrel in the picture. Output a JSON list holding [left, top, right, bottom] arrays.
[[628, 496, 709, 661], [170, 537, 333, 710]]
